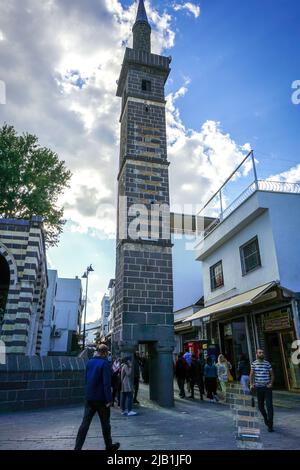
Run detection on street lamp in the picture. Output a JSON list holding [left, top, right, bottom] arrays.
[[82, 264, 94, 350]]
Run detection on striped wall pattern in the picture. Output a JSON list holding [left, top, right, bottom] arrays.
[[0, 217, 48, 355]]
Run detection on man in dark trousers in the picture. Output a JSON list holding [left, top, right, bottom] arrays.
[[74, 344, 120, 451], [133, 351, 140, 405], [250, 348, 275, 432], [175, 352, 188, 398], [188, 354, 204, 400]]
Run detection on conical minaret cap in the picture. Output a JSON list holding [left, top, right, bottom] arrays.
[[134, 0, 150, 27]]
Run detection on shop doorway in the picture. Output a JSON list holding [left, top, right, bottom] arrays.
[[265, 333, 285, 388], [265, 330, 300, 390], [220, 317, 250, 379]]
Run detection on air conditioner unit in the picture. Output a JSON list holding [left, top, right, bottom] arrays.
[[54, 330, 61, 338]]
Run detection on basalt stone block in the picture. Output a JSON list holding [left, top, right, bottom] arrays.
[[60, 388, 72, 399], [17, 389, 46, 401], [6, 372, 24, 381], [123, 312, 147, 324], [7, 390, 17, 401], [17, 355, 32, 372], [44, 380, 63, 389], [71, 387, 85, 398], [40, 371, 55, 380], [51, 357, 62, 371], [146, 313, 165, 325], [41, 356, 54, 372], [46, 388, 62, 400], [6, 354, 18, 372], [0, 390, 8, 401], [0, 381, 27, 390], [0, 400, 24, 413], [23, 400, 45, 411], [29, 380, 45, 390], [0, 362, 8, 373], [60, 356, 71, 371], [121, 325, 134, 341], [44, 399, 64, 408], [30, 356, 43, 371], [165, 314, 174, 325], [25, 371, 37, 381]]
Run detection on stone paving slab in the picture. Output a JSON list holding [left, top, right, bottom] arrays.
[[0, 384, 299, 450]]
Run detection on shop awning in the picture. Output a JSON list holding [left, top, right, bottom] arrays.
[[185, 282, 276, 322]]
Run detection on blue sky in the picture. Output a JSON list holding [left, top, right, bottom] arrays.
[[167, 0, 300, 178], [1, 0, 299, 320]]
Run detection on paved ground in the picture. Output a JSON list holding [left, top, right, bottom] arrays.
[[0, 383, 300, 450]]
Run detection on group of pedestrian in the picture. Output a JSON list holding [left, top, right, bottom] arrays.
[[110, 351, 141, 416], [74, 344, 144, 451], [74, 343, 275, 450], [175, 351, 233, 403]]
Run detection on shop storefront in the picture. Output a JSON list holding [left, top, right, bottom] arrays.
[[186, 283, 300, 392], [255, 307, 300, 390]]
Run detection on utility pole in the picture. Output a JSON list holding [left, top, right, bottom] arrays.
[[82, 264, 94, 350]]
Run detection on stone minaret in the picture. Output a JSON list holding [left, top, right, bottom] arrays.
[[114, 0, 174, 407]]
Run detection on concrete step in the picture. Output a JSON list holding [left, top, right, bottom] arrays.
[[233, 416, 258, 428], [237, 426, 260, 437], [227, 397, 253, 407], [237, 440, 263, 449], [234, 409, 258, 417], [234, 417, 260, 427]]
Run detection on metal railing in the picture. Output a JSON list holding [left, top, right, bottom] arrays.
[[198, 158, 300, 239]]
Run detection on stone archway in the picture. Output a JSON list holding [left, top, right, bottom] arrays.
[[0, 244, 17, 326], [0, 254, 10, 323]]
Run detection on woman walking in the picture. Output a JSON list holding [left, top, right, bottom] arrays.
[[120, 357, 137, 417], [204, 357, 219, 402], [216, 354, 232, 399]]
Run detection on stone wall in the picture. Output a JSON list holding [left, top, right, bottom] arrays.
[[0, 217, 48, 355], [0, 355, 87, 412]]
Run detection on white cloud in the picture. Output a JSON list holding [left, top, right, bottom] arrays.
[[268, 163, 300, 183], [1, 0, 256, 321], [166, 81, 252, 210], [0, 0, 176, 240], [173, 2, 201, 19]]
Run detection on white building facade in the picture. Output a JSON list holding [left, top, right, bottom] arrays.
[[41, 270, 83, 356], [99, 293, 110, 341], [187, 179, 300, 392]]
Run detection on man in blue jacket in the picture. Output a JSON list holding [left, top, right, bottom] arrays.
[[74, 344, 120, 451]]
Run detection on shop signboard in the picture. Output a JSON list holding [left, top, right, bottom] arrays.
[[263, 308, 291, 332]]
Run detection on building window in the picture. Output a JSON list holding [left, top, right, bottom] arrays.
[[142, 80, 151, 92], [240, 236, 261, 275], [210, 261, 224, 290]]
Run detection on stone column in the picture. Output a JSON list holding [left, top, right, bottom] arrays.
[[150, 343, 174, 408]]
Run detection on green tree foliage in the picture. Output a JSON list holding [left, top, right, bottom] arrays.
[[0, 124, 72, 246]]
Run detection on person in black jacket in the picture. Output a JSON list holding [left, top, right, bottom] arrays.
[[175, 352, 188, 398], [74, 344, 120, 451], [188, 354, 204, 400], [133, 352, 140, 404]]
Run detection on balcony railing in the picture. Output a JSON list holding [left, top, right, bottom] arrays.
[[197, 151, 300, 239]]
